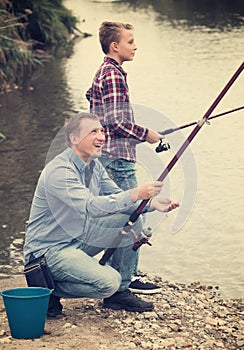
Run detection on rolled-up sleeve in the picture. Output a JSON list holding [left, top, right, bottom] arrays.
[[45, 163, 136, 218]]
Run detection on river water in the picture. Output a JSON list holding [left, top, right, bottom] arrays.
[[0, 0, 243, 299]]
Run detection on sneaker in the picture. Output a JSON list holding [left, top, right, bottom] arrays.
[[47, 294, 65, 319], [103, 289, 153, 312], [129, 276, 162, 294]]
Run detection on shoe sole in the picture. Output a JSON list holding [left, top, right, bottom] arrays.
[[129, 287, 162, 295], [103, 302, 153, 312]]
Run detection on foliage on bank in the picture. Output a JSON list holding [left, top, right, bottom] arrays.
[[0, 0, 78, 94]]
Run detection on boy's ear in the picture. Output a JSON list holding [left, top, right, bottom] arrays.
[[110, 41, 119, 53]]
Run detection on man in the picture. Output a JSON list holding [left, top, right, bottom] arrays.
[[23, 113, 179, 318], [86, 22, 164, 293]]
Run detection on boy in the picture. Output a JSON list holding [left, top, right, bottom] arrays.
[[86, 22, 163, 294]]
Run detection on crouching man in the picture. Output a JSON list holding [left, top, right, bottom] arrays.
[[23, 113, 179, 318]]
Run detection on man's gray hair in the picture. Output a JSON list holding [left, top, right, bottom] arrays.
[[65, 112, 99, 147]]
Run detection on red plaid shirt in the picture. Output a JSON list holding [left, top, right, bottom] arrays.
[[86, 57, 148, 162]]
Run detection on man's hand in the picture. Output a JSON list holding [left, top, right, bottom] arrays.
[[150, 197, 180, 212], [130, 181, 164, 202]]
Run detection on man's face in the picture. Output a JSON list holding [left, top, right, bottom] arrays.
[[116, 28, 137, 64], [70, 118, 105, 162]]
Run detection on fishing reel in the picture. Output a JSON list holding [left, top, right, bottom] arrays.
[[133, 226, 153, 251], [155, 139, 170, 153]]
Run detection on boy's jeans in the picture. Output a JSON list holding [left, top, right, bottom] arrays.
[[45, 213, 143, 299], [100, 157, 141, 276]]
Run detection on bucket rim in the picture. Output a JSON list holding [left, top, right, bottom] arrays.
[[1, 287, 53, 298]]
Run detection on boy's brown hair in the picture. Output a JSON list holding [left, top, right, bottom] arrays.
[[99, 21, 134, 54]]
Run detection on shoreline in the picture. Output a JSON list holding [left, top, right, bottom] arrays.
[[0, 274, 243, 350]]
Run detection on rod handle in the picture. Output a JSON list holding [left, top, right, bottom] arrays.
[[99, 248, 116, 265], [159, 128, 176, 135]]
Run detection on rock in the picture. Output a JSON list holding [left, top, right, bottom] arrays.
[[0, 329, 6, 336], [168, 323, 181, 332], [119, 341, 136, 348], [0, 273, 243, 350], [237, 339, 244, 347], [159, 338, 175, 347], [205, 316, 218, 326], [144, 311, 158, 319], [63, 322, 72, 328], [0, 337, 11, 344], [0, 273, 10, 279]]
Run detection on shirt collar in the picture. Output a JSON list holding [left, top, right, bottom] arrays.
[[104, 56, 127, 77], [66, 147, 96, 173]]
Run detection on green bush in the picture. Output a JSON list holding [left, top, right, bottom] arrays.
[[11, 0, 78, 45], [0, 0, 78, 93]]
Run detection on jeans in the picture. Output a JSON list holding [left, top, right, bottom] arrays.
[[45, 213, 143, 299], [100, 158, 138, 191], [100, 157, 140, 276]]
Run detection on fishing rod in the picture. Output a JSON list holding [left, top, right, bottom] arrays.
[[155, 105, 244, 153], [158, 105, 244, 137], [99, 61, 244, 266]]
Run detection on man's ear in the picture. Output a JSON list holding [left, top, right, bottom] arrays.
[[69, 133, 79, 145], [110, 41, 119, 53]]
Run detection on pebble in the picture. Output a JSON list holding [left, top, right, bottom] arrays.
[[63, 322, 72, 328], [91, 276, 243, 350], [0, 275, 243, 350]]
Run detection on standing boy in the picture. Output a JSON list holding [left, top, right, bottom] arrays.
[[86, 22, 163, 293]]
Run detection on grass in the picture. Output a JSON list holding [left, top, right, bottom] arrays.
[[0, 0, 78, 94]]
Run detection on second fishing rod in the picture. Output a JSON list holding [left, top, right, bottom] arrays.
[[99, 61, 244, 266], [155, 105, 244, 153]]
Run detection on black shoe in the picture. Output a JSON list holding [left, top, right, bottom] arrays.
[[103, 289, 153, 312], [129, 276, 162, 295], [47, 294, 65, 319]]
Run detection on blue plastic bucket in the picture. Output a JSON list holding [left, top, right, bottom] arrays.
[[0, 287, 52, 339]]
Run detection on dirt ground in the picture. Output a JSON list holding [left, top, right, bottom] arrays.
[[1, 274, 120, 350], [0, 274, 243, 350]]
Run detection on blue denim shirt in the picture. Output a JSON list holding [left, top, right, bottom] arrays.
[[23, 147, 140, 264]]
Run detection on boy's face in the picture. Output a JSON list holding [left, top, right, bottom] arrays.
[[70, 118, 105, 162], [114, 28, 137, 64]]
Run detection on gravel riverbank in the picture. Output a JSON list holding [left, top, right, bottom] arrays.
[[0, 274, 243, 350]]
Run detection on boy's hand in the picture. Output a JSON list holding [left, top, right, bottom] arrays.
[[146, 129, 163, 144]]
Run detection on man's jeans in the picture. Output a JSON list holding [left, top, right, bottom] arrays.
[[45, 213, 143, 299], [100, 157, 140, 276]]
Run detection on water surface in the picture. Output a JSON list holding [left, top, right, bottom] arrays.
[[0, 0, 243, 298]]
